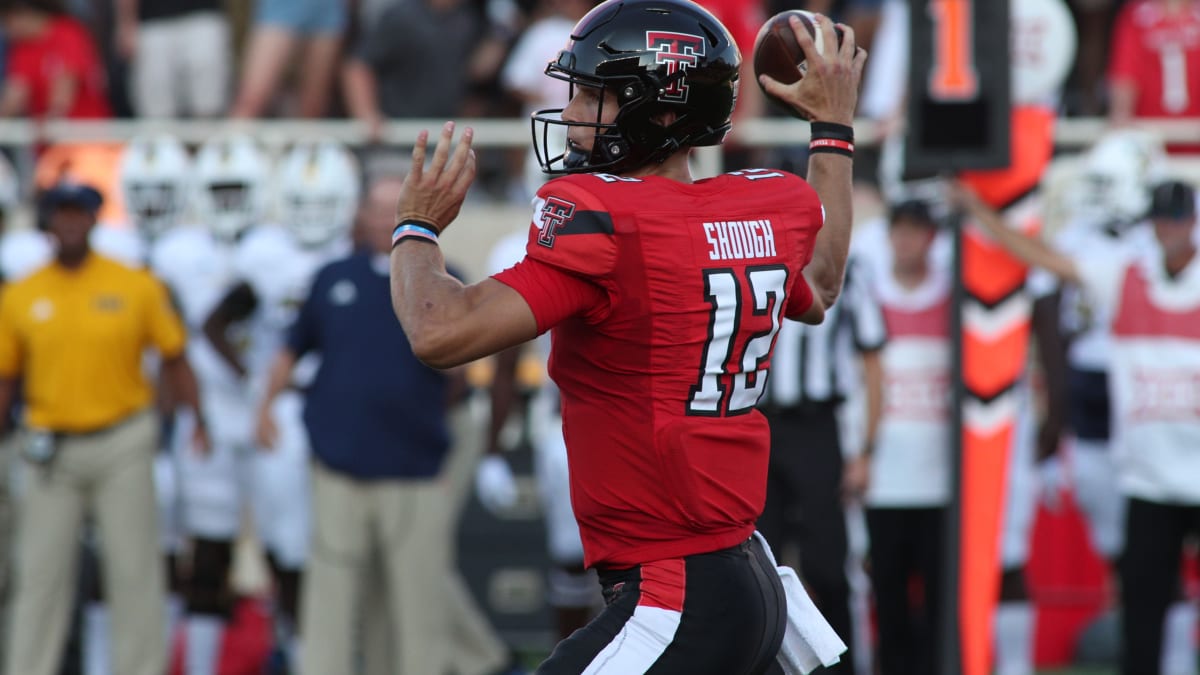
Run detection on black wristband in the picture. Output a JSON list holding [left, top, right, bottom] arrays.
[[810, 121, 855, 143]]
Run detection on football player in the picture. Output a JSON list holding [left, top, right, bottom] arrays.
[[389, 0, 865, 670], [1036, 130, 1197, 674], [1038, 130, 1167, 561], [962, 176, 1200, 675], [148, 134, 267, 675], [204, 139, 358, 671]]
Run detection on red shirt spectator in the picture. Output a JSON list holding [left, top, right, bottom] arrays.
[[700, 0, 766, 127], [0, 4, 111, 119], [1108, 0, 1200, 148]]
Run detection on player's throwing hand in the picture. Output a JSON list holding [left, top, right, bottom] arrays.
[[395, 121, 477, 233], [758, 14, 866, 125]]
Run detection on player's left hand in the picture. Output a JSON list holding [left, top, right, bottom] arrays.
[[255, 407, 279, 452], [841, 453, 870, 503], [395, 121, 477, 234], [475, 454, 519, 514], [191, 418, 211, 456]]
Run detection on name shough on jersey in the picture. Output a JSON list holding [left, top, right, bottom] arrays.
[[703, 220, 778, 261]]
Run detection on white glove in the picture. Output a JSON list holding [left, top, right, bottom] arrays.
[[475, 455, 519, 514], [1038, 455, 1069, 512]]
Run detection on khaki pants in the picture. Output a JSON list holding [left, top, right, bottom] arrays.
[[5, 411, 166, 675], [360, 402, 510, 675], [301, 462, 453, 675], [131, 12, 231, 117]]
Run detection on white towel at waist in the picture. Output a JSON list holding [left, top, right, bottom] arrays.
[[753, 531, 848, 674]]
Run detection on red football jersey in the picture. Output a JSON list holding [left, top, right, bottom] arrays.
[[1108, 0, 1200, 121], [6, 16, 112, 119], [494, 169, 823, 568]]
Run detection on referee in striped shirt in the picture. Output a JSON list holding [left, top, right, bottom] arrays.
[[758, 255, 886, 675]]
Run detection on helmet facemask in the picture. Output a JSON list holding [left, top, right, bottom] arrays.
[[205, 180, 256, 241], [283, 193, 351, 248], [126, 182, 185, 241]]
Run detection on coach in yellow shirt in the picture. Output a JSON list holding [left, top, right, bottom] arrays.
[[0, 183, 206, 675]]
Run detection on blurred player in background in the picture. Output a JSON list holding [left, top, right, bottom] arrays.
[[484, 230, 596, 642], [1036, 131, 1166, 564], [492, 3, 601, 585], [204, 139, 357, 672], [1034, 130, 1198, 675], [962, 177, 1200, 675], [149, 134, 268, 675]]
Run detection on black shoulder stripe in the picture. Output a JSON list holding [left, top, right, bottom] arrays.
[[560, 209, 614, 237]]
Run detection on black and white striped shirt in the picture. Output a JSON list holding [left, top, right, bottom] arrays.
[[767, 258, 887, 407]]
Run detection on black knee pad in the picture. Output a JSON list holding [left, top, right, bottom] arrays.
[[999, 567, 1029, 602], [276, 568, 301, 626], [186, 538, 234, 617], [266, 552, 302, 626]]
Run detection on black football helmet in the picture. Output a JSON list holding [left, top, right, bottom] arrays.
[[532, 0, 741, 175]]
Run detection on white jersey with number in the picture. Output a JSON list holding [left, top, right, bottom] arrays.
[[1075, 244, 1200, 504], [1043, 219, 1148, 371], [236, 224, 347, 568], [865, 267, 953, 507], [150, 224, 246, 441], [234, 224, 347, 390]]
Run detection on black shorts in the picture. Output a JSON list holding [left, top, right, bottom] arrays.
[[536, 536, 786, 675]]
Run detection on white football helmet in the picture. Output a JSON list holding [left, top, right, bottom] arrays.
[[275, 140, 360, 248], [192, 135, 269, 241], [1064, 129, 1168, 230], [118, 134, 192, 241]]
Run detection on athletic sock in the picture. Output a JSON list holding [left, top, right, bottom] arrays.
[[1163, 601, 1198, 675], [184, 614, 226, 675], [994, 601, 1035, 675]]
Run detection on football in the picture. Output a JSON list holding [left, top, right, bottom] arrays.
[[752, 10, 844, 118]]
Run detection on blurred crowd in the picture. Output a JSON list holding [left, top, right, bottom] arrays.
[[0, 0, 1196, 123], [0, 0, 1194, 193]]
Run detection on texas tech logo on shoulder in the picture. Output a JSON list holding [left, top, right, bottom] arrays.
[[646, 31, 705, 103], [537, 196, 577, 248]]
